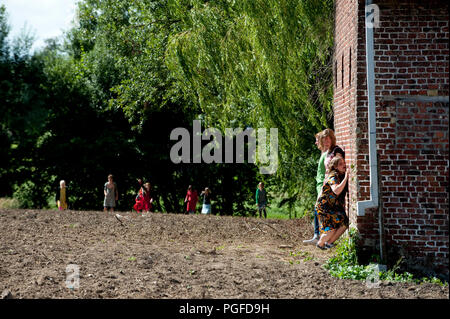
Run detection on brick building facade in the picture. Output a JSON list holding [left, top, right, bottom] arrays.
[[333, 0, 449, 278]]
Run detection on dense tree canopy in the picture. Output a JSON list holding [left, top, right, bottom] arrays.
[[165, 0, 334, 208], [0, 0, 334, 217]]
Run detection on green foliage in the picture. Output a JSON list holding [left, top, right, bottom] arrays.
[[324, 228, 448, 286], [323, 228, 370, 280], [165, 0, 335, 207], [0, 7, 10, 61], [12, 181, 36, 209], [57, 0, 259, 214], [68, 0, 194, 128], [0, 7, 50, 200], [0, 197, 20, 209], [263, 191, 315, 219], [0, 1, 335, 215]]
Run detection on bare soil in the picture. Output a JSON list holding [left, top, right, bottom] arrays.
[[0, 209, 448, 299]]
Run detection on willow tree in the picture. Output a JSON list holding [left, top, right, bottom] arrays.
[[66, 0, 334, 215], [165, 0, 335, 211], [55, 0, 261, 215]]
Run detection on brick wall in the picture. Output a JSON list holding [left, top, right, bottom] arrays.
[[333, 0, 449, 278], [333, 0, 359, 223]]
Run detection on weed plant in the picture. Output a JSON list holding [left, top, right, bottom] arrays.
[[324, 228, 447, 286]]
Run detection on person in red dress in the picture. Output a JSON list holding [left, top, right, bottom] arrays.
[[133, 182, 153, 213], [184, 185, 198, 214]]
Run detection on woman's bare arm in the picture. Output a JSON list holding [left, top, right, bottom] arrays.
[[331, 170, 349, 196]]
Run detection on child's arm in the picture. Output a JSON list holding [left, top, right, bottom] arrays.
[[331, 171, 349, 196]]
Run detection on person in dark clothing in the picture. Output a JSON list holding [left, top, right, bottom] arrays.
[[255, 182, 268, 218]]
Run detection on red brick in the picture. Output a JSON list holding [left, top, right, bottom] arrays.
[[334, 0, 449, 277]]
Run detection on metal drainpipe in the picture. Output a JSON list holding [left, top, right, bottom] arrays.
[[357, 0, 384, 261]]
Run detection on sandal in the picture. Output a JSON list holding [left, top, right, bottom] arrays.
[[325, 242, 335, 249], [316, 243, 326, 250]]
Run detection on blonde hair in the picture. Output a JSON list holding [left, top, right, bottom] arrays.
[[319, 129, 337, 151], [315, 131, 324, 151]]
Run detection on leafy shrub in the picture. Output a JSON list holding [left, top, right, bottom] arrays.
[[12, 181, 36, 208], [0, 197, 20, 209], [324, 228, 448, 286], [323, 228, 371, 280]]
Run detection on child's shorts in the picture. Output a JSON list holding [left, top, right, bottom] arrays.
[[201, 204, 211, 214]]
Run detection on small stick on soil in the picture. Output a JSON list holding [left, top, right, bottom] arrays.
[[244, 220, 266, 233], [115, 214, 125, 227]]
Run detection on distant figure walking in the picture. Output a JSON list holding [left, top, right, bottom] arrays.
[[255, 182, 268, 218], [104, 174, 118, 212], [56, 180, 68, 210], [134, 182, 154, 213], [200, 187, 212, 215], [185, 185, 198, 214]]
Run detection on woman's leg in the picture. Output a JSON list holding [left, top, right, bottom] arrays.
[[317, 229, 336, 247], [327, 225, 347, 244]]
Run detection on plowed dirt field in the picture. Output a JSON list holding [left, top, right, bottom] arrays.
[[0, 209, 448, 299]]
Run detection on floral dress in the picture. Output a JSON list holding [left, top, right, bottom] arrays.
[[315, 171, 349, 234]]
